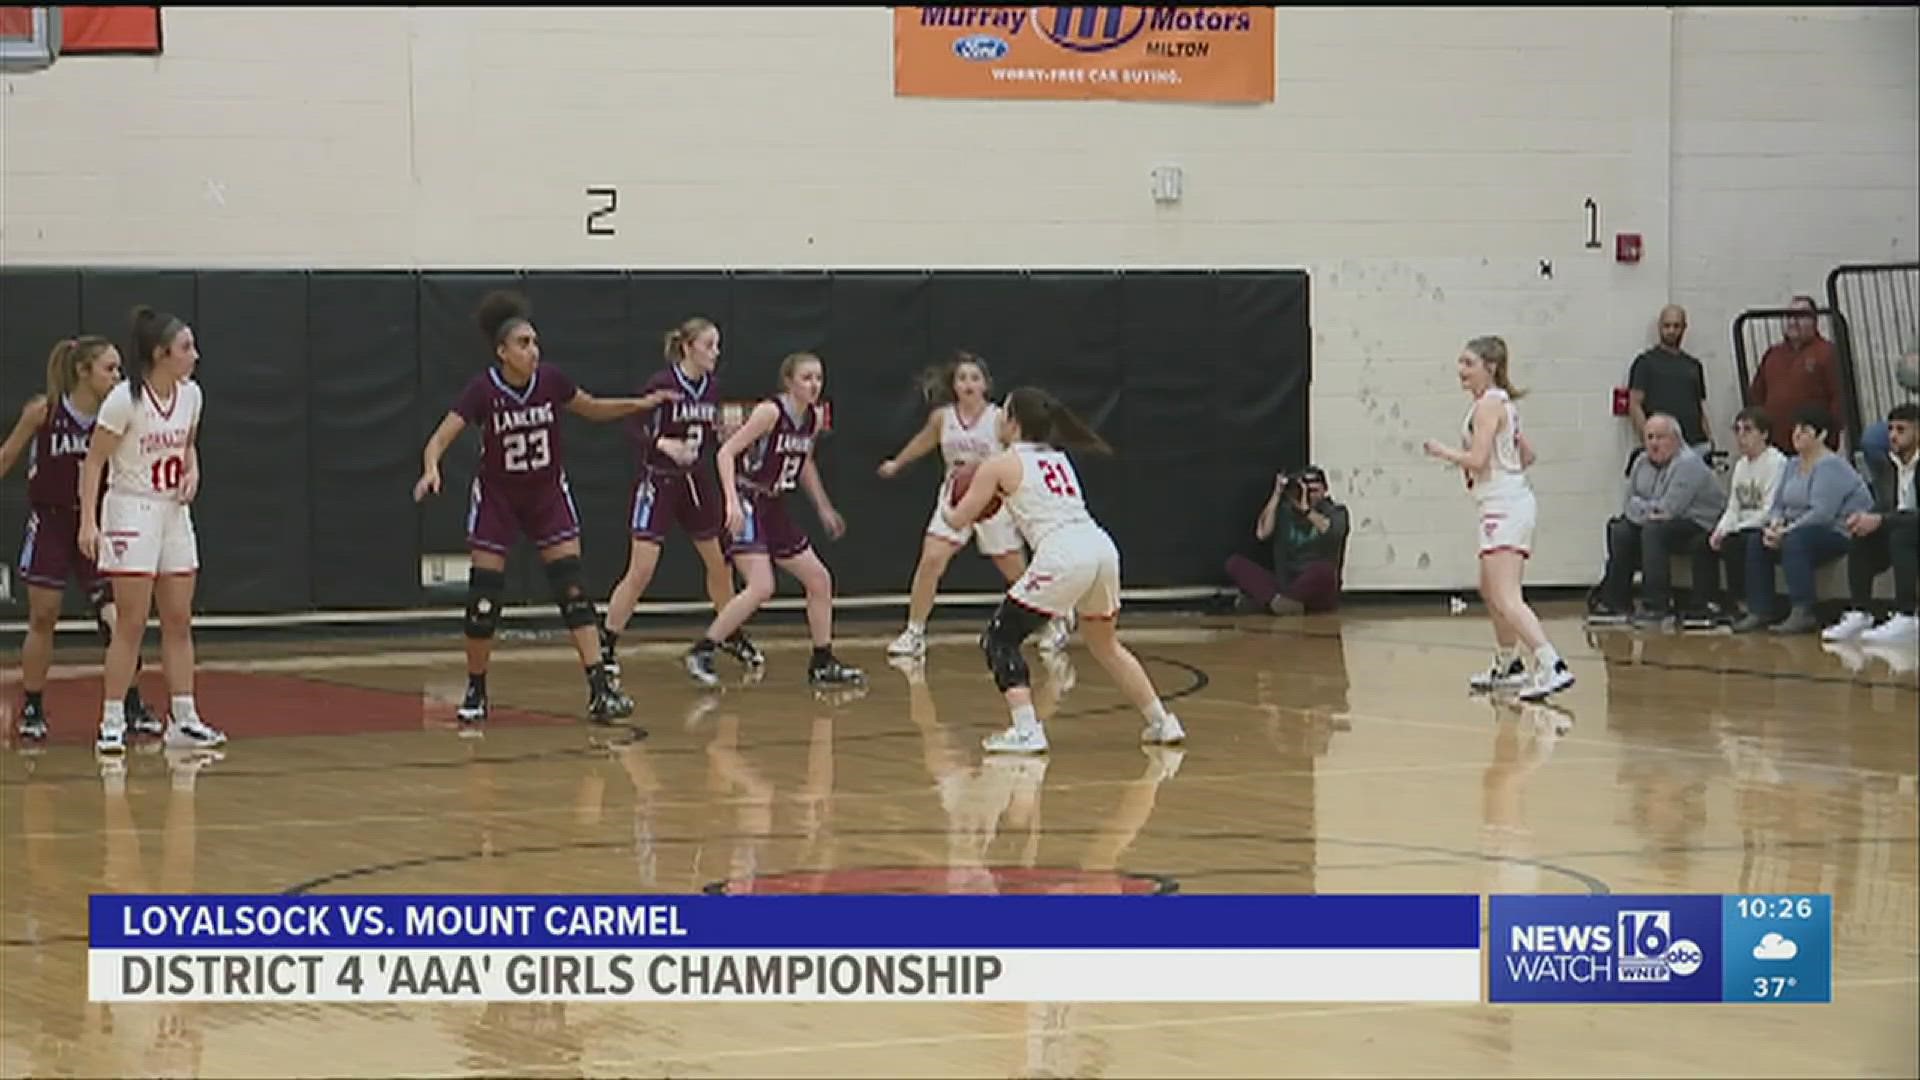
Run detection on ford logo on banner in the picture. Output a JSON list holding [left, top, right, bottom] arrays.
[[952, 34, 1009, 62]]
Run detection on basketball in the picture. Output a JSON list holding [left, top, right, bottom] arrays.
[[950, 462, 1002, 518]]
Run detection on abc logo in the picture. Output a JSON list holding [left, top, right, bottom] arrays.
[[1033, 7, 1147, 53], [1665, 940, 1703, 976]]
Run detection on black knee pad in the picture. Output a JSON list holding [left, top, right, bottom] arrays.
[[545, 556, 596, 629], [980, 600, 1044, 692], [465, 567, 507, 640]]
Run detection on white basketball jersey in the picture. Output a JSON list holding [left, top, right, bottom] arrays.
[[1005, 442, 1095, 547], [97, 378, 203, 500], [940, 403, 1004, 475], [1461, 388, 1527, 501]]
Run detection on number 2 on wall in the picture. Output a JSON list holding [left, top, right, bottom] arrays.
[[1039, 459, 1077, 498], [150, 454, 184, 492]]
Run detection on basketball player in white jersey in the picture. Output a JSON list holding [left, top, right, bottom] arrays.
[[878, 352, 1071, 657], [78, 306, 226, 754], [1423, 335, 1575, 700], [945, 388, 1186, 754]]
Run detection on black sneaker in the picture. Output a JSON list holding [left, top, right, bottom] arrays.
[[1679, 605, 1722, 632], [588, 666, 635, 723], [808, 653, 866, 687], [18, 702, 48, 742], [456, 684, 489, 725], [685, 645, 720, 688], [719, 631, 765, 668], [127, 696, 164, 737], [1586, 602, 1631, 626]]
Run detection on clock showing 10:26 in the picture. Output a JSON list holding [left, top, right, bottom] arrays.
[[1721, 895, 1832, 1003]]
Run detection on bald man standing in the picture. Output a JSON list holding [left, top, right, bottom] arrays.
[[1629, 305, 1713, 455]]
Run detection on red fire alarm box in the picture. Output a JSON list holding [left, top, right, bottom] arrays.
[[1616, 233, 1643, 263], [1612, 386, 1631, 417]]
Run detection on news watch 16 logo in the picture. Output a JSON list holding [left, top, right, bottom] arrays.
[[1489, 895, 1722, 1003]]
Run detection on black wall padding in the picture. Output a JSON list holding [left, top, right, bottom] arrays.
[[308, 273, 420, 610], [80, 271, 198, 353], [1, 272, 84, 613], [1, 268, 1309, 618], [191, 273, 310, 613]]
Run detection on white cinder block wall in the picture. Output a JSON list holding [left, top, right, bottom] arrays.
[[4, 6, 1915, 591]]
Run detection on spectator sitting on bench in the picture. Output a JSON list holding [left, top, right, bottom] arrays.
[[1225, 465, 1349, 616], [1707, 407, 1788, 624], [1590, 413, 1727, 628], [1823, 402, 1919, 645], [1736, 405, 1872, 635]]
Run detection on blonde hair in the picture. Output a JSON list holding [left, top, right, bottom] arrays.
[[1465, 335, 1525, 399], [778, 351, 823, 390], [663, 316, 716, 364], [47, 335, 115, 404]]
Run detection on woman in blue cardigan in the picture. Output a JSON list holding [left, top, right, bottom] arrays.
[[1737, 405, 1872, 634]]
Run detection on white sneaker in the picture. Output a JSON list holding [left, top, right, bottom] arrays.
[[983, 724, 1049, 755], [1822, 641, 1870, 674], [96, 718, 127, 755], [886, 627, 927, 658], [1517, 664, 1575, 701], [1469, 657, 1529, 693], [165, 716, 228, 749], [1860, 613, 1920, 645], [1140, 713, 1186, 746], [1822, 610, 1875, 642]]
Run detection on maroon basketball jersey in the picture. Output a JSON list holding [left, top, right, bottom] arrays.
[[453, 365, 579, 486], [739, 398, 817, 494], [632, 364, 721, 474], [26, 396, 96, 509]]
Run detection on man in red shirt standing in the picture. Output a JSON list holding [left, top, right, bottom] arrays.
[[1750, 295, 1847, 453]]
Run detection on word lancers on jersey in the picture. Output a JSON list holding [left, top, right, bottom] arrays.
[[492, 403, 556, 434], [672, 402, 716, 424], [138, 428, 191, 455], [50, 431, 89, 457], [775, 434, 813, 455]]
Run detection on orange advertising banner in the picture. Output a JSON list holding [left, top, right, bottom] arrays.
[[894, 6, 1273, 104]]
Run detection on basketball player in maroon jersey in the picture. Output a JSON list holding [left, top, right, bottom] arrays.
[[682, 352, 864, 689], [414, 292, 678, 727], [598, 316, 764, 683], [0, 336, 158, 741]]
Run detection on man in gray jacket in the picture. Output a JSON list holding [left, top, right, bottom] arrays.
[[1591, 414, 1730, 626]]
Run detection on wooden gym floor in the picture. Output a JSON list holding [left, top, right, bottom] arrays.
[[1, 603, 1915, 1078]]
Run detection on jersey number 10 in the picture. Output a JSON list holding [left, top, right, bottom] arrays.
[[150, 454, 185, 492], [1039, 459, 1078, 498]]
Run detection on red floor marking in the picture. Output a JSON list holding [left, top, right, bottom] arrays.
[[7, 672, 574, 746]]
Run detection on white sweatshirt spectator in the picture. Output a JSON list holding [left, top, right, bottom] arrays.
[[1714, 445, 1788, 538]]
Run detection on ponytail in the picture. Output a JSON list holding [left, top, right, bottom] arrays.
[[476, 291, 533, 352], [664, 316, 717, 365], [1004, 387, 1111, 455], [46, 335, 114, 404], [129, 305, 185, 403], [1465, 335, 1526, 401]]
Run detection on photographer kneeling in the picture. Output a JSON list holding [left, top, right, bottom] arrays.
[[1225, 466, 1350, 616]]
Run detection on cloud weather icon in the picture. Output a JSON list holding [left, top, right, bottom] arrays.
[[1753, 933, 1799, 961]]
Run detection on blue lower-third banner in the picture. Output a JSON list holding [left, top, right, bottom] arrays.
[[87, 893, 1481, 1003]]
